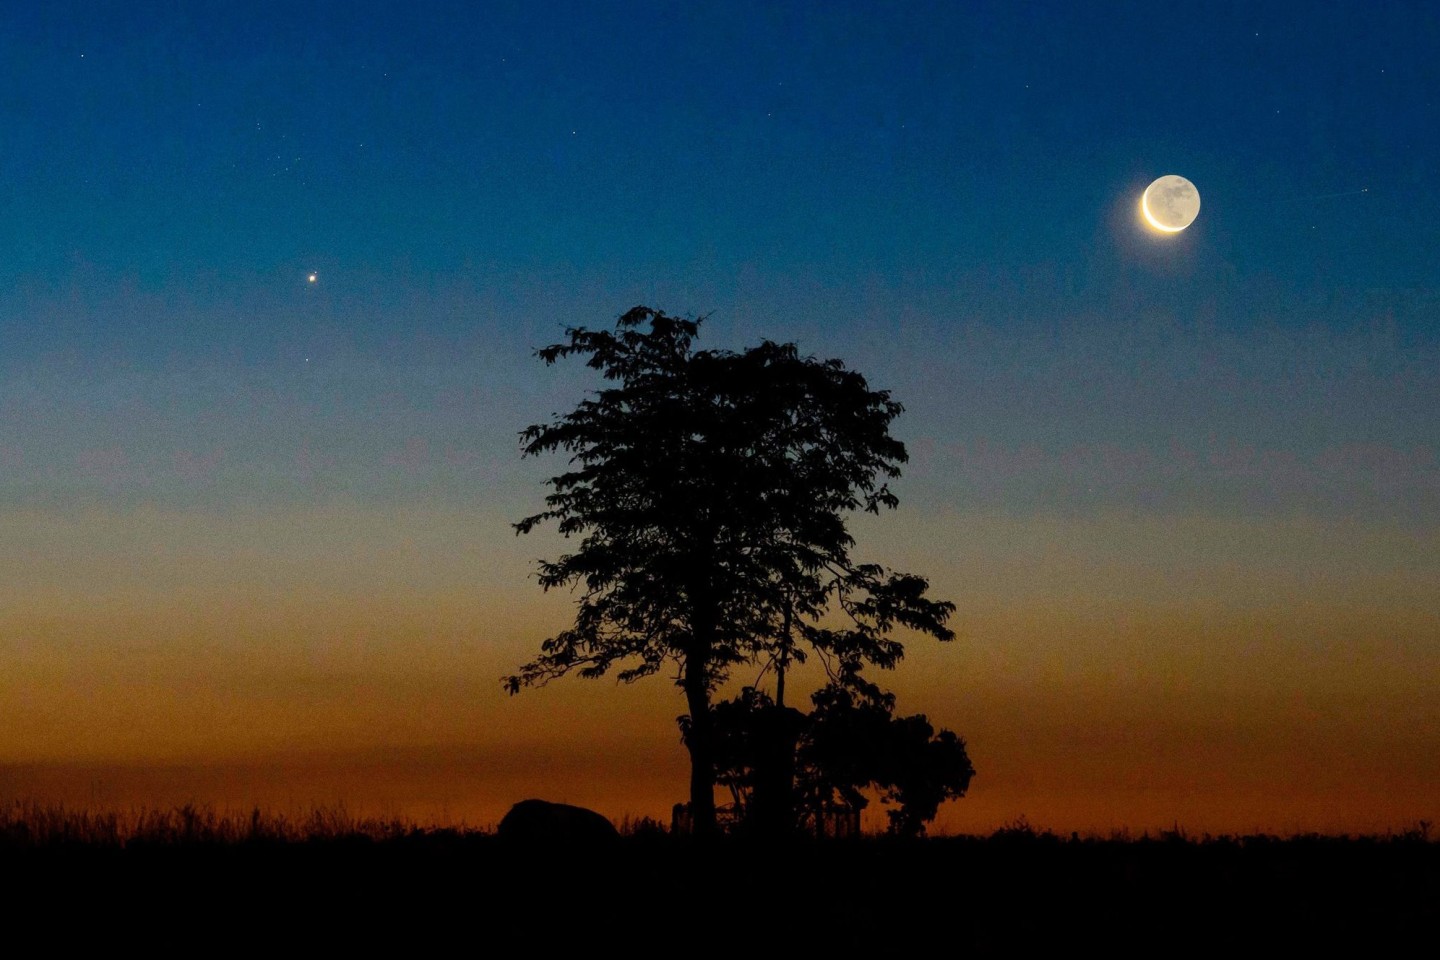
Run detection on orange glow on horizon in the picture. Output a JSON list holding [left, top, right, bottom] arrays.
[[3, 502, 1436, 836]]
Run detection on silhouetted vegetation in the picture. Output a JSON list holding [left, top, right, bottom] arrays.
[[0, 799, 432, 848], [4, 802, 1434, 951], [506, 306, 960, 837], [702, 680, 974, 838]]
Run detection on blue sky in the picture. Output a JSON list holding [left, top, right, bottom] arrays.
[[4, 1, 1436, 510]]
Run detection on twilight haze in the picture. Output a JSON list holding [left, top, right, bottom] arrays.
[[2, 1, 1437, 835]]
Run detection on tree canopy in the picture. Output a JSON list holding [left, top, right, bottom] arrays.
[[506, 306, 960, 835], [708, 679, 976, 838]]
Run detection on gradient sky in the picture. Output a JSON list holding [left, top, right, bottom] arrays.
[[2, 1, 1437, 834]]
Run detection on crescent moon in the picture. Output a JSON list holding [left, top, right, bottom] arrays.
[[1141, 175, 1201, 233], [1141, 191, 1184, 232]]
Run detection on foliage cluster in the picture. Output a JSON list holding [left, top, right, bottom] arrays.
[[706, 679, 974, 837]]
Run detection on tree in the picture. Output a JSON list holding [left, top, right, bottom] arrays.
[[799, 676, 975, 837], [706, 677, 976, 838], [505, 306, 957, 836]]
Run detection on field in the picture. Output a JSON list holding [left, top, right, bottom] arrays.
[[4, 802, 1435, 951]]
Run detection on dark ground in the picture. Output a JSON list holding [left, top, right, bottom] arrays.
[[7, 831, 1436, 952]]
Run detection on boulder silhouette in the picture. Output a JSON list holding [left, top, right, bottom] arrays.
[[497, 799, 619, 843]]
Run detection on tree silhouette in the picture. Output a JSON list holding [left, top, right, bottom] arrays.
[[707, 677, 975, 837], [800, 676, 975, 837], [505, 306, 957, 836]]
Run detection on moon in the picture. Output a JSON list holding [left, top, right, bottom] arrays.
[[1141, 175, 1201, 233]]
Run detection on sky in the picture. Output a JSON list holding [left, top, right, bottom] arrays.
[[2, 1, 1437, 834]]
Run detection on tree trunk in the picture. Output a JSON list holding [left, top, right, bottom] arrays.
[[775, 600, 792, 709], [755, 598, 798, 839], [682, 641, 718, 838], [680, 527, 721, 839]]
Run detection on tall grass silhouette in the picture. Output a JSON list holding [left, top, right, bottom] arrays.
[[0, 799, 438, 848], [4, 800, 1432, 951]]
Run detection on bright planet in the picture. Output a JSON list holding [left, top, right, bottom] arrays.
[[1141, 175, 1201, 232]]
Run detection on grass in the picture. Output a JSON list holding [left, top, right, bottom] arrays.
[[2, 797, 1434, 848], [2, 799, 1433, 950], [0, 798, 434, 847]]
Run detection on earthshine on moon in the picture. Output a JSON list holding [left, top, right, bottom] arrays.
[[1141, 175, 1201, 232]]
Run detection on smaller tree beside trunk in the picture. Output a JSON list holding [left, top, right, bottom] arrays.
[[703, 673, 975, 838]]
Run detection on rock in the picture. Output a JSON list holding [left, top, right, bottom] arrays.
[[496, 799, 620, 844]]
